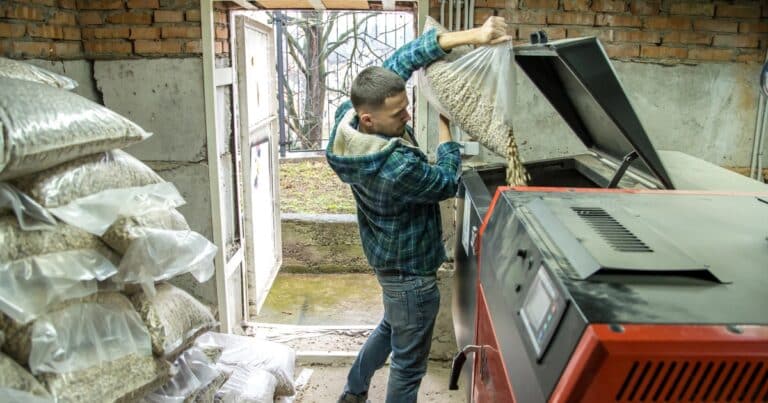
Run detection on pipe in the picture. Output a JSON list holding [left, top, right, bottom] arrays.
[[468, 0, 474, 29], [447, 0, 453, 30], [464, 0, 469, 29], [275, 12, 288, 158], [750, 51, 768, 180], [455, 0, 461, 30], [440, 0, 445, 27]]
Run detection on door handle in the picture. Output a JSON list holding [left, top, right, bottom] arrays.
[[449, 344, 483, 390]]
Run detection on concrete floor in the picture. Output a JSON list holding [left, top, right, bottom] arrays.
[[294, 363, 466, 402]]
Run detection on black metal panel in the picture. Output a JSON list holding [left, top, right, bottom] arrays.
[[515, 37, 675, 189]]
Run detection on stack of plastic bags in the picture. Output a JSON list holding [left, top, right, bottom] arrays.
[[0, 57, 225, 402]]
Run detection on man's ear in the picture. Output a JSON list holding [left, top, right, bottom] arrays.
[[359, 113, 374, 130]]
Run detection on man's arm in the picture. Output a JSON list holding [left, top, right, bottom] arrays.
[[382, 16, 510, 82]]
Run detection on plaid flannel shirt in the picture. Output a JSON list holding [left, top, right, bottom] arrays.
[[325, 28, 462, 275]]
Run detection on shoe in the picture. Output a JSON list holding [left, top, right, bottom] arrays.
[[337, 391, 370, 403]]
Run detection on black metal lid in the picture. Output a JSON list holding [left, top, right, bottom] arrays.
[[514, 37, 675, 189]]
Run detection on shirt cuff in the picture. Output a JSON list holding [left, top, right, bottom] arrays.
[[436, 141, 461, 157], [423, 28, 450, 60]]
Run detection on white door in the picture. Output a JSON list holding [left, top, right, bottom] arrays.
[[236, 15, 282, 315]]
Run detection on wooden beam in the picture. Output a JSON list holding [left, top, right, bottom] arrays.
[[322, 0, 369, 9]]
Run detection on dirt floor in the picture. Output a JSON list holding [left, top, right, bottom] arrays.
[[280, 159, 356, 214], [294, 363, 466, 403]]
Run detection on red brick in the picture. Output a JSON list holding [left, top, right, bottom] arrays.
[[214, 11, 228, 24], [6, 5, 44, 21], [694, 19, 738, 33], [215, 25, 228, 40], [518, 25, 565, 40], [563, 0, 590, 11], [715, 4, 761, 19], [547, 11, 595, 26], [613, 29, 660, 43], [53, 41, 82, 58], [688, 47, 734, 61], [84, 39, 132, 54], [49, 11, 77, 25], [77, 0, 124, 9], [162, 26, 201, 38], [640, 45, 687, 59], [27, 24, 64, 39], [669, 2, 714, 17], [186, 9, 200, 21], [78, 11, 102, 25], [127, 0, 158, 7], [523, 0, 557, 9], [475, 0, 507, 7], [130, 27, 160, 39], [184, 40, 201, 53], [29, 0, 56, 6], [591, 0, 626, 13], [219, 40, 229, 53], [508, 9, 547, 24], [62, 26, 80, 40], [629, 0, 659, 15], [0, 23, 26, 38], [644, 16, 691, 31], [215, 41, 223, 54], [106, 11, 152, 24], [134, 39, 182, 54], [736, 49, 764, 63], [83, 27, 130, 39], [662, 31, 711, 45], [596, 14, 642, 27], [13, 41, 54, 57], [604, 43, 640, 58], [154, 10, 184, 23], [739, 22, 768, 34], [58, 0, 77, 8], [566, 27, 613, 42], [713, 34, 760, 49], [473, 8, 495, 26]]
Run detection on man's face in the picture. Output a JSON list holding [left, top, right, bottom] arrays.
[[361, 91, 411, 137]]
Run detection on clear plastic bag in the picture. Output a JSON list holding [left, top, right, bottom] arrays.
[[0, 249, 118, 324], [197, 332, 296, 397], [13, 149, 164, 208], [0, 182, 56, 230], [144, 347, 231, 403], [0, 57, 78, 90], [215, 366, 278, 403], [0, 352, 52, 400], [103, 208, 191, 255], [0, 388, 55, 403], [28, 292, 152, 374], [48, 182, 185, 236], [0, 77, 151, 180], [130, 284, 218, 359]]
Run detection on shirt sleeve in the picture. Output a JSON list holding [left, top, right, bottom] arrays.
[[382, 28, 448, 82], [391, 141, 461, 204]]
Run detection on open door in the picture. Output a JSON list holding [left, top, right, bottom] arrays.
[[236, 15, 282, 315]]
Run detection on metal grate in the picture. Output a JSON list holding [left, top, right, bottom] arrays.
[[572, 207, 653, 253], [615, 360, 768, 402]]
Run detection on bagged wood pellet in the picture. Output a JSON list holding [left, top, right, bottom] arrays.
[[215, 366, 278, 403], [420, 17, 529, 186], [143, 347, 230, 403], [130, 283, 218, 359], [38, 353, 170, 403], [0, 352, 52, 399], [0, 77, 151, 180], [0, 57, 78, 90], [102, 208, 191, 255], [13, 150, 164, 208]]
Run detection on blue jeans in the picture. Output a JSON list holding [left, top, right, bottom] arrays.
[[344, 272, 440, 403]]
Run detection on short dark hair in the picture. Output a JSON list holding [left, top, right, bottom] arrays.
[[350, 66, 406, 110]]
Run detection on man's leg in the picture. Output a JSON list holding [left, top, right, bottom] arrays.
[[379, 274, 441, 403], [341, 316, 393, 401]]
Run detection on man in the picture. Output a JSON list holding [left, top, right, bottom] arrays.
[[325, 16, 510, 403]]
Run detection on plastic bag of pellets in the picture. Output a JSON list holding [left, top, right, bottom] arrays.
[[0, 352, 53, 401], [0, 182, 57, 230], [418, 17, 529, 185], [214, 366, 278, 403], [197, 331, 296, 397], [0, 57, 78, 90], [143, 347, 231, 403], [13, 150, 165, 208], [0, 77, 151, 180], [130, 283, 218, 359]]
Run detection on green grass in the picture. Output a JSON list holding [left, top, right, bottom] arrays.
[[279, 159, 357, 214]]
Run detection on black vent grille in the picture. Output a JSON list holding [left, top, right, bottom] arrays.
[[572, 207, 653, 253], [615, 360, 768, 402]]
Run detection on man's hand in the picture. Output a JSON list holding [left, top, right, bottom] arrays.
[[437, 16, 512, 50], [438, 114, 453, 144]]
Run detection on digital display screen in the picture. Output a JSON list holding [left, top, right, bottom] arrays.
[[524, 275, 552, 331]]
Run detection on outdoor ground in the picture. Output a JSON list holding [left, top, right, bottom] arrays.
[[280, 159, 356, 215]]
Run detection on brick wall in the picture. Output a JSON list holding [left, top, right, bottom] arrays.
[[0, 0, 231, 59], [429, 0, 768, 63]]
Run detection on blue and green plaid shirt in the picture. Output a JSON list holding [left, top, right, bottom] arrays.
[[326, 29, 461, 275]]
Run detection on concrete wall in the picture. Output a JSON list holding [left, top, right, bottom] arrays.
[[281, 214, 369, 273]]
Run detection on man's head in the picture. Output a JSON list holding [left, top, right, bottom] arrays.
[[351, 66, 411, 137]]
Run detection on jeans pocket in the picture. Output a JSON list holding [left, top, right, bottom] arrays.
[[382, 288, 411, 329]]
